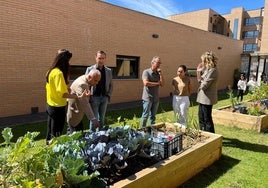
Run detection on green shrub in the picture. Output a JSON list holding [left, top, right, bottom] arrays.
[[249, 82, 268, 102]]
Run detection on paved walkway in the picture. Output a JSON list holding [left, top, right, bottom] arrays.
[[0, 97, 172, 127]]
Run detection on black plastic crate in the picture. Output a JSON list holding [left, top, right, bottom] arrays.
[[151, 133, 183, 159]]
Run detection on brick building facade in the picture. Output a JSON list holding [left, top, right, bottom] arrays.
[[0, 0, 242, 117]]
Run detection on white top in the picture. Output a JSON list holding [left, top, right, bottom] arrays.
[[247, 79, 258, 92], [237, 80, 247, 91]]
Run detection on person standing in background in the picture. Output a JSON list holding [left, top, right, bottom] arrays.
[[46, 49, 88, 144], [140, 56, 165, 128], [261, 72, 267, 83], [196, 51, 218, 133], [172, 65, 191, 127], [85, 50, 113, 131], [237, 74, 247, 102], [247, 75, 258, 93]]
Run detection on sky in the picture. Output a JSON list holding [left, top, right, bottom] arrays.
[[101, 0, 265, 19]]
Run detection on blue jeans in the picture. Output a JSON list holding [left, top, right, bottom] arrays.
[[89, 96, 108, 131], [140, 100, 159, 127]]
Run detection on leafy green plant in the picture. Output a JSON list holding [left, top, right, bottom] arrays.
[[0, 129, 44, 188], [245, 82, 268, 116], [225, 83, 268, 116], [184, 109, 202, 148], [227, 85, 239, 108], [0, 128, 102, 188], [83, 125, 153, 175], [116, 115, 141, 130], [249, 82, 268, 102], [247, 101, 266, 116], [0, 127, 13, 146], [127, 115, 141, 130], [0, 125, 155, 188]]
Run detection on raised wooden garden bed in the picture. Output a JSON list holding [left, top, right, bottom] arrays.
[[212, 105, 268, 132], [111, 123, 222, 188]]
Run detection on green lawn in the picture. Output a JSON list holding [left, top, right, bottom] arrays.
[[1, 92, 268, 188]]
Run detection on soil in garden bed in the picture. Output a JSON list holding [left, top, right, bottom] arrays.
[[97, 155, 161, 186], [219, 106, 268, 114], [218, 100, 268, 114]]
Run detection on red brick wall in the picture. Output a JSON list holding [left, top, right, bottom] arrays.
[[0, 0, 243, 117]]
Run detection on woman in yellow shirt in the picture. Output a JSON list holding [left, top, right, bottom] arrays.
[[46, 49, 88, 144]]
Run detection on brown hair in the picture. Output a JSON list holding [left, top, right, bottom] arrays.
[[96, 50, 106, 56]]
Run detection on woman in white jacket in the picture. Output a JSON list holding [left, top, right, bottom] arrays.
[[237, 74, 247, 101]]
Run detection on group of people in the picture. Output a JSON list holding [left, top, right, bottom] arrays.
[[45, 50, 113, 144], [236, 73, 262, 102], [45, 49, 219, 144], [140, 51, 218, 133]]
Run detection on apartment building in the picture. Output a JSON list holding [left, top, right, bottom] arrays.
[[0, 0, 243, 117], [168, 4, 267, 84], [167, 9, 228, 37], [168, 7, 264, 53]]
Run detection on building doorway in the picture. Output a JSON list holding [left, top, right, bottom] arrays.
[[241, 53, 268, 84]]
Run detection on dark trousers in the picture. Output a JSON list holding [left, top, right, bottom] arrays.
[[67, 121, 84, 135], [198, 104, 215, 133], [237, 89, 244, 101], [46, 104, 66, 143]]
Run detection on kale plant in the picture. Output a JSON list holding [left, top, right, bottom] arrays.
[[82, 126, 152, 172]]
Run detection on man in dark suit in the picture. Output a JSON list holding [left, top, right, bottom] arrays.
[[85, 50, 113, 131]]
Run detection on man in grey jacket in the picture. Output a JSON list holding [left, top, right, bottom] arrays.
[[66, 69, 101, 134], [85, 50, 113, 131]]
